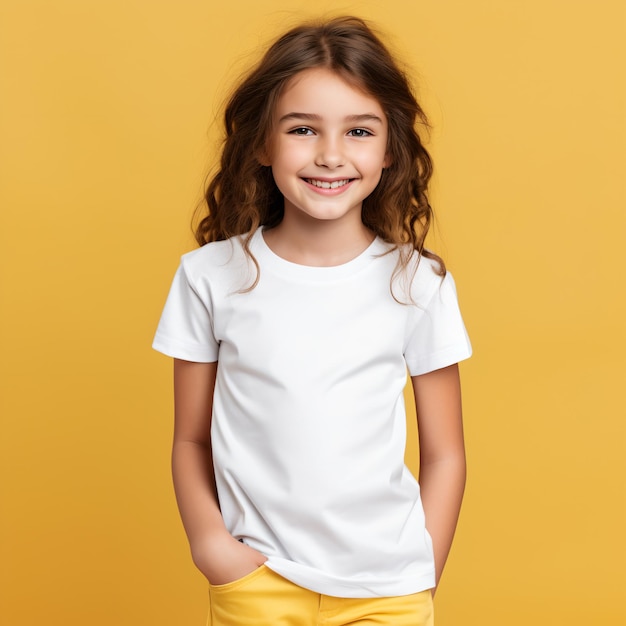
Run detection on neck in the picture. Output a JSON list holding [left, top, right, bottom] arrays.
[[263, 213, 375, 267]]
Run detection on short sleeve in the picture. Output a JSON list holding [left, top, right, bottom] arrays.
[[404, 271, 472, 376], [152, 260, 219, 362]]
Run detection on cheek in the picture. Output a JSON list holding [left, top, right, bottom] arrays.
[[272, 142, 310, 167], [361, 149, 389, 174], [270, 148, 304, 190]]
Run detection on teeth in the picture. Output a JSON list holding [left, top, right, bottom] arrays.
[[306, 178, 351, 189]]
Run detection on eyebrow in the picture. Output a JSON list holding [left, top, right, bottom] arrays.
[[278, 112, 384, 124]]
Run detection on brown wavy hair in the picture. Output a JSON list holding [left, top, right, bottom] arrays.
[[195, 16, 445, 289]]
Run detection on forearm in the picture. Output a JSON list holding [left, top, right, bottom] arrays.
[[171, 439, 228, 554], [419, 452, 466, 588]]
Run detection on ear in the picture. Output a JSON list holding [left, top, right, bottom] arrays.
[[383, 152, 392, 168], [256, 146, 272, 167]]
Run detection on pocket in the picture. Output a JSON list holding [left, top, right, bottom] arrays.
[[409, 589, 435, 626], [209, 564, 268, 593]]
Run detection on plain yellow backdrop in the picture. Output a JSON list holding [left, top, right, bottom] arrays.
[[1, 1, 624, 624]]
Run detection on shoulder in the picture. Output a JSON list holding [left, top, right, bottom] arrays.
[[179, 234, 251, 285], [388, 245, 448, 306]]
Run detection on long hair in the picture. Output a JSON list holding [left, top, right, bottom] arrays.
[[195, 16, 445, 289]]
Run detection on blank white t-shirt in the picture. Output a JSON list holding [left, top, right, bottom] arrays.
[[153, 227, 471, 598]]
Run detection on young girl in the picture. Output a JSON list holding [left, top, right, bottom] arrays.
[[153, 16, 471, 625]]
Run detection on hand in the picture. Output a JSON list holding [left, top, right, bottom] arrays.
[[190, 531, 268, 586]]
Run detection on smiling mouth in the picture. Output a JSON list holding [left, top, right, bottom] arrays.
[[304, 178, 353, 189]]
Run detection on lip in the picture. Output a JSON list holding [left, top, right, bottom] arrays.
[[302, 177, 356, 195]]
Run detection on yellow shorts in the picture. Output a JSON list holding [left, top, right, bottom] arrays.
[[207, 565, 434, 625]]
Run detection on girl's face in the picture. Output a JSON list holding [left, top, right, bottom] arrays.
[[265, 68, 389, 228]]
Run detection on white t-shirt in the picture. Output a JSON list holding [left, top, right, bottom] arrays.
[[153, 227, 472, 598]]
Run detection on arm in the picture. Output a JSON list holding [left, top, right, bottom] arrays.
[[172, 358, 266, 584], [412, 363, 466, 594]]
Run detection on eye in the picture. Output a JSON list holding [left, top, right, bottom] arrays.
[[348, 128, 373, 137], [289, 127, 314, 136]]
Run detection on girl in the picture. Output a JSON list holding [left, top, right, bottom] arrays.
[[153, 16, 471, 625]]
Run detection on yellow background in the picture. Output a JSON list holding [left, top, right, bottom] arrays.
[[1, 1, 624, 624]]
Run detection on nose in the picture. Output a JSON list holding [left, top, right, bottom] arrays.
[[314, 135, 345, 169]]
